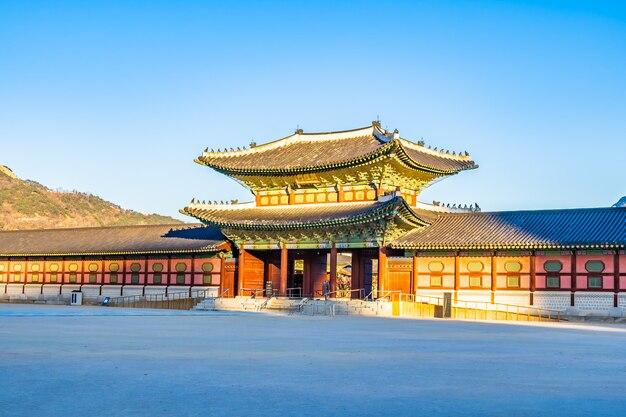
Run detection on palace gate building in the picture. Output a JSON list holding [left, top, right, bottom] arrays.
[[1, 122, 625, 312]]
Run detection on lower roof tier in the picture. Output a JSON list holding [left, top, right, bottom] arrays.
[[0, 224, 228, 256], [0, 206, 624, 256], [180, 195, 433, 231], [392, 207, 626, 250]]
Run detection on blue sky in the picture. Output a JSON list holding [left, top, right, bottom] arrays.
[[1, 1, 625, 220]]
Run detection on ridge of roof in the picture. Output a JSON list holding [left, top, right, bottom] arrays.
[[199, 124, 380, 159], [439, 206, 626, 217], [0, 223, 199, 234]]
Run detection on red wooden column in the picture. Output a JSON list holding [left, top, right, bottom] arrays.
[[378, 246, 388, 296], [238, 249, 247, 295], [614, 251, 620, 308], [337, 185, 345, 202], [288, 187, 296, 205], [530, 252, 536, 306], [303, 252, 312, 297], [219, 254, 226, 296], [412, 253, 419, 295], [329, 244, 338, 297], [351, 250, 361, 299], [490, 254, 497, 304], [571, 251, 577, 307], [280, 245, 288, 296], [454, 254, 460, 303]]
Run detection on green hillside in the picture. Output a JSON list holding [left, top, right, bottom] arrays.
[[0, 165, 183, 230]]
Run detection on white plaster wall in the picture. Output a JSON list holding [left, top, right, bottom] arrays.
[[456, 291, 492, 305], [144, 286, 167, 296], [101, 285, 123, 297], [533, 292, 570, 311], [619, 294, 626, 310], [61, 285, 81, 295], [80, 285, 101, 298], [191, 286, 218, 297], [6, 284, 24, 295], [42, 285, 62, 296], [122, 285, 144, 297], [23, 284, 42, 297], [0, 284, 6, 295], [574, 292, 613, 311], [167, 286, 191, 296], [494, 291, 530, 306]]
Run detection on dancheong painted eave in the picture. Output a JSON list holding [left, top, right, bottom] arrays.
[[180, 195, 433, 231], [391, 207, 626, 250], [195, 122, 477, 176], [0, 224, 229, 257]]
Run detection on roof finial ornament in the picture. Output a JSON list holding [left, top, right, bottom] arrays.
[[204, 147, 208, 152], [250, 141, 257, 148]]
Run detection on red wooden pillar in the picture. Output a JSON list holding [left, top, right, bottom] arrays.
[[337, 185, 345, 202], [454, 254, 460, 303], [238, 249, 247, 295], [614, 251, 620, 308], [280, 246, 288, 296], [530, 252, 536, 305], [288, 187, 296, 205], [351, 250, 361, 299], [378, 246, 388, 296], [303, 252, 312, 297], [490, 254, 497, 304], [571, 251, 577, 307], [413, 253, 419, 295], [329, 244, 338, 297], [219, 254, 226, 296]]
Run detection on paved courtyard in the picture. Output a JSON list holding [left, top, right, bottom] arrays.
[[1, 304, 625, 417]]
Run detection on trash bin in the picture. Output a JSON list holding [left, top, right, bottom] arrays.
[[70, 290, 83, 306]]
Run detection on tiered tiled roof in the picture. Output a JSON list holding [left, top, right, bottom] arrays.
[[0, 224, 227, 256], [196, 123, 476, 175], [181, 195, 432, 230], [392, 207, 626, 250]]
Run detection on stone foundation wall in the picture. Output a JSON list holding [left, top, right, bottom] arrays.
[[532, 292, 571, 311], [574, 292, 614, 312]]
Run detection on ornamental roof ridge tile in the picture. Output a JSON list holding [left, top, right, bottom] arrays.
[[396, 137, 473, 161], [201, 125, 380, 158], [186, 200, 380, 212], [0, 223, 197, 234]]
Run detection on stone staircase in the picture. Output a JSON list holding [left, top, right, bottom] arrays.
[[194, 296, 392, 317]]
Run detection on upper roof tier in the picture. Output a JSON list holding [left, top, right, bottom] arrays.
[[196, 122, 477, 177]]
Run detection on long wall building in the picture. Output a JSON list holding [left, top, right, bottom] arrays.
[[1, 122, 625, 313]]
